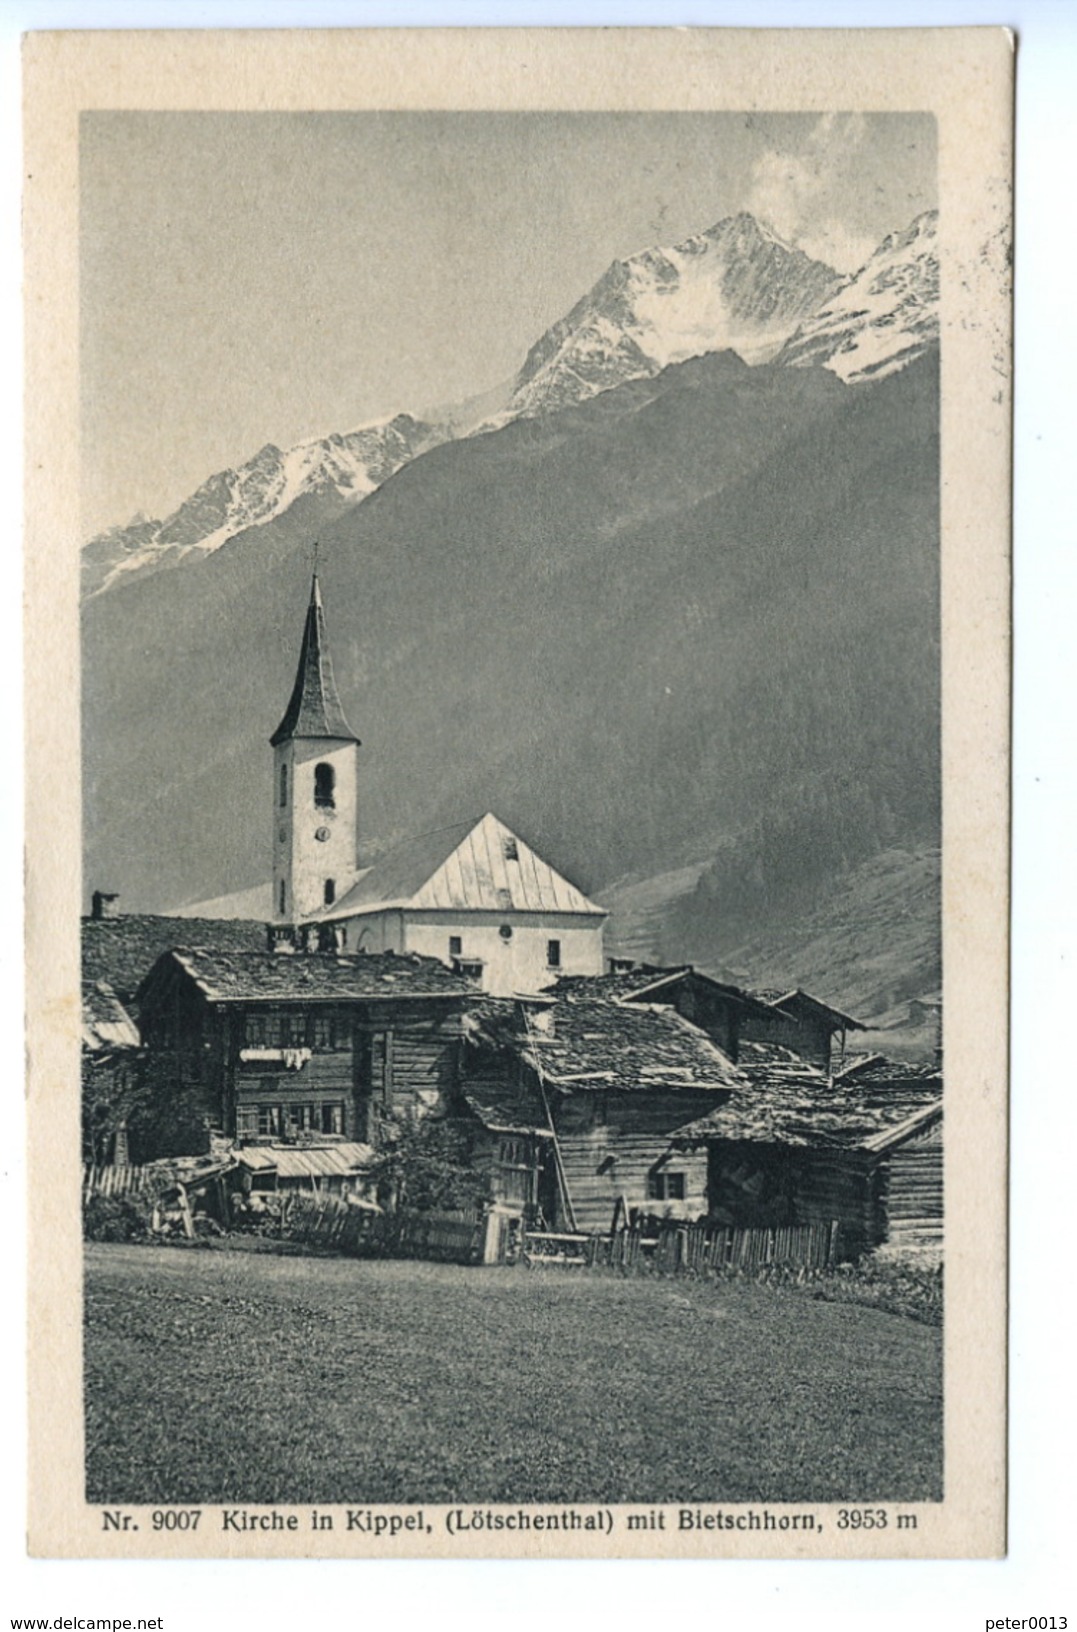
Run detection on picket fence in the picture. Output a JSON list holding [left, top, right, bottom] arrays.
[[524, 1218, 842, 1277], [82, 1162, 152, 1202]]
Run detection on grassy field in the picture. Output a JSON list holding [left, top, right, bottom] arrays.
[[84, 1243, 942, 1505]]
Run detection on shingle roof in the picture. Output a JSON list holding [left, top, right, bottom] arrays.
[[546, 965, 774, 1016], [749, 988, 867, 1030], [327, 811, 605, 918], [144, 947, 478, 1004], [459, 1080, 554, 1138], [674, 1048, 941, 1150], [82, 914, 266, 1006], [544, 967, 693, 1001], [82, 980, 140, 1051], [270, 574, 360, 747], [469, 997, 743, 1094]]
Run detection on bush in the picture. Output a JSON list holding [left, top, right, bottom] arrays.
[[82, 1193, 152, 1243], [808, 1254, 942, 1326]]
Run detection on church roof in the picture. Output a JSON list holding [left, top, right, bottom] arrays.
[[270, 574, 360, 747], [324, 812, 606, 920]]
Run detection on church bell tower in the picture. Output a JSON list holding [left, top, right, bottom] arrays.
[[270, 572, 360, 923]]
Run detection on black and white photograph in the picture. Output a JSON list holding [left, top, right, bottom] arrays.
[[21, 25, 1012, 1562]]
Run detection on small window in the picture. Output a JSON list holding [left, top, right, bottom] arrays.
[[499, 923, 513, 941], [646, 1170, 687, 1202], [283, 1015, 301, 1047], [279, 763, 288, 808], [503, 835, 519, 861], [340, 926, 348, 947], [324, 878, 336, 906], [547, 939, 561, 968], [278, 879, 286, 916], [314, 762, 335, 809], [245, 1014, 266, 1046], [449, 935, 463, 957]]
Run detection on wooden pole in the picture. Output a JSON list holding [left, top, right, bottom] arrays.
[[522, 1006, 578, 1232]]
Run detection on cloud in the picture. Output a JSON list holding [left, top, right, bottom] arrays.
[[746, 114, 872, 271]]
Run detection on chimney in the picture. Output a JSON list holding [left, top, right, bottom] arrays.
[[91, 890, 119, 922]]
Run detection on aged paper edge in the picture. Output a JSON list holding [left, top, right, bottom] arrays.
[[22, 25, 1012, 1561]]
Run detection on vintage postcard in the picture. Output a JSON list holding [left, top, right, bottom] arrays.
[[23, 27, 1012, 1559]]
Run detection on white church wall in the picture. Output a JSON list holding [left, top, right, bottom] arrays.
[[404, 910, 605, 995]]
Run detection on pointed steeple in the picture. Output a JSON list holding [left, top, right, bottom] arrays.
[[270, 574, 360, 747]]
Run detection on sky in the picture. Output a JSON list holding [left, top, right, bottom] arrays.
[[80, 109, 936, 537]]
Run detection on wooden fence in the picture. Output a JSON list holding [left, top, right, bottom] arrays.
[[523, 1218, 841, 1276], [82, 1163, 153, 1201], [83, 1165, 840, 1276], [282, 1193, 485, 1265]]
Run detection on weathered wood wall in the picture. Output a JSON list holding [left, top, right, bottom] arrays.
[[553, 1089, 719, 1231], [659, 983, 740, 1060], [880, 1121, 943, 1249], [738, 1010, 833, 1071], [707, 1141, 879, 1260]]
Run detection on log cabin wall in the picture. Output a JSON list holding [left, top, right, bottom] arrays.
[[356, 999, 464, 1125], [553, 1089, 719, 1232], [227, 997, 465, 1142], [231, 1004, 360, 1141], [662, 983, 740, 1060], [879, 1119, 943, 1249], [138, 967, 221, 1130]]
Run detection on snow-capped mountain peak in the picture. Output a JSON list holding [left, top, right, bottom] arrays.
[[82, 412, 444, 599], [502, 213, 843, 421], [776, 209, 939, 381]]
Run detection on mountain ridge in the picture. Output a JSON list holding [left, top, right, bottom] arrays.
[[83, 210, 936, 600]]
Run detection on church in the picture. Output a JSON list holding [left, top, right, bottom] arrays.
[[266, 573, 608, 996]]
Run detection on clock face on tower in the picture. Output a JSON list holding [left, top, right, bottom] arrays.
[[315, 826, 331, 843]]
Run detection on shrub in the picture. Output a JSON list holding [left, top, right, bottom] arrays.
[[82, 1193, 152, 1243]]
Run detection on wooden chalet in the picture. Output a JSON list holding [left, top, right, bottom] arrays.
[[545, 964, 777, 1061], [457, 993, 745, 1230], [739, 987, 868, 1075], [673, 1049, 942, 1258], [135, 947, 479, 1149]]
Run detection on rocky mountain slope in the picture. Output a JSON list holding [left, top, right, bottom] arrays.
[[82, 209, 942, 1010]]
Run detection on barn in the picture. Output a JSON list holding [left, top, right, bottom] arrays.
[[673, 1049, 942, 1258], [457, 992, 744, 1230]]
